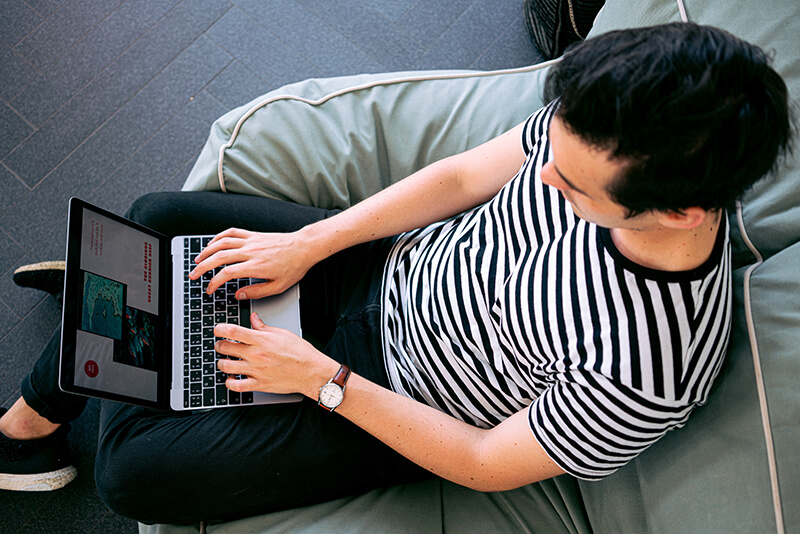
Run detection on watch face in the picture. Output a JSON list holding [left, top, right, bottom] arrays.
[[319, 383, 344, 409]]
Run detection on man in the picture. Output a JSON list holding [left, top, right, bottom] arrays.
[[1, 22, 792, 524]]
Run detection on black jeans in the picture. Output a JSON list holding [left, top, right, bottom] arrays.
[[21, 192, 430, 524]]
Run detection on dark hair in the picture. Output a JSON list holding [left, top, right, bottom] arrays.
[[544, 22, 794, 215]]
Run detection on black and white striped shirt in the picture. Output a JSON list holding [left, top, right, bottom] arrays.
[[380, 103, 732, 480]]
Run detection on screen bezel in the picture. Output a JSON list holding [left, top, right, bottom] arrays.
[[59, 197, 170, 410]]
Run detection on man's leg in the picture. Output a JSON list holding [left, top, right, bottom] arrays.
[[89, 192, 429, 523], [0, 191, 332, 493], [0, 326, 81, 490]]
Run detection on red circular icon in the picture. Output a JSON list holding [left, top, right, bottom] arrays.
[[84, 360, 99, 378]]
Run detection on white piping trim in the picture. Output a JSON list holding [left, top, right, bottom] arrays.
[[736, 200, 785, 534], [680, 2, 782, 527], [216, 60, 562, 192], [676, 0, 689, 23]]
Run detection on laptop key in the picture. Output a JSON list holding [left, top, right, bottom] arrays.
[[191, 395, 202, 408], [216, 385, 228, 405], [203, 388, 214, 406]]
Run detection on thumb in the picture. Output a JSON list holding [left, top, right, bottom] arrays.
[[250, 311, 268, 331]]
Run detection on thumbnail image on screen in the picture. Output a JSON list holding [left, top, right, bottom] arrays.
[[118, 306, 158, 371], [81, 272, 124, 340]]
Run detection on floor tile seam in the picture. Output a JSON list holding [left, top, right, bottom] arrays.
[[1, 97, 37, 131], [293, 0, 427, 69], [0, 295, 22, 322], [393, 0, 422, 24], [0, 294, 49, 354], [0, 214, 66, 285], [3, 2, 48, 50], [86, 82, 215, 199], [197, 83, 232, 113], [3, 30, 233, 228], [89, 511, 136, 533], [0, 226, 26, 261], [352, 0, 422, 30], [0, 162, 31, 222], [10, 0, 194, 129], [399, 0, 482, 52], [0, 46, 43, 103], [467, 16, 525, 71], [21, 0, 50, 20], [0, 368, 17, 392], [12, 493, 57, 534], [158, 145, 204, 192], [19, 27, 214, 194], [221, 6, 326, 80], [203, 52, 270, 95], [405, 0, 485, 70], [14, 0, 129, 76], [1, 387, 22, 409]]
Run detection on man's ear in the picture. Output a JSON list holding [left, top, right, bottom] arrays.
[[656, 207, 709, 230]]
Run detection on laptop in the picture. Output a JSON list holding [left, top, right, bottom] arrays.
[[59, 197, 303, 411]]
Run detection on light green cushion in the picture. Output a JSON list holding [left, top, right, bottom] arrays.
[[578, 1, 800, 532], [183, 65, 554, 209], [139, 481, 443, 534]]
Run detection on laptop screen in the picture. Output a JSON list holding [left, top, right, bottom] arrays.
[[60, 199, 169, 409]]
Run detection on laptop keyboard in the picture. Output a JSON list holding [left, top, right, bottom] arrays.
[[182, 236, 254, 409]]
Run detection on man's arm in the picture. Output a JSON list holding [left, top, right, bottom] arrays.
[[335, 370, 567, 491], [298, 121, 528, 260], [216, 315, 566, 491], [192, 121, 528, 297]]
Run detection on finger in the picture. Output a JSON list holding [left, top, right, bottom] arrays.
[[214, 338, 251, 360], [205, 264, 249, 294], [225, 375, 257, 392], [206, 228, 252, 249], [189, 252, 238, 282], [217, 357, 250, 376], [235, 281, 281, 300], [214, 322, 258, 346], [192, 237, 246, 271]]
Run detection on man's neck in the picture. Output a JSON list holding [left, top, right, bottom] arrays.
[[609, 212, 722, 272]]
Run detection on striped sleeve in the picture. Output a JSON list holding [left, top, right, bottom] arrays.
[[528, 225, 732, 480]]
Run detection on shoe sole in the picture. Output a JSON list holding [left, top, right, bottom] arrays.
[[0, 465, 77, 491], [13, 260, 66, 275]]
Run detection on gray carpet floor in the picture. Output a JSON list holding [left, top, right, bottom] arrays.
[[0, 0, 544, 531]]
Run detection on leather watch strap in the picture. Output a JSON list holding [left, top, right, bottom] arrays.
[[332, 364, 351, 388]]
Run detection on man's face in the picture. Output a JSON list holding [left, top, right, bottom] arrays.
[[542, 116, 658, 231]]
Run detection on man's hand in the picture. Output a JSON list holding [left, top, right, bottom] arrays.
[[189, 228, 318, 300], [214, 312, 337, 397]]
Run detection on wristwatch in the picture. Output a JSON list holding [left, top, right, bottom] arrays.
[[318, 364, 351, 412]]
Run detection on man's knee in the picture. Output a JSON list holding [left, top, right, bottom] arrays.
[[124, 192, 177, 228]]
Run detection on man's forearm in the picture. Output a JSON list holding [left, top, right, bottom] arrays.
[[318, 371, 564, 492], [295, 156, 481, 263], [294, 122, 527, 265]]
